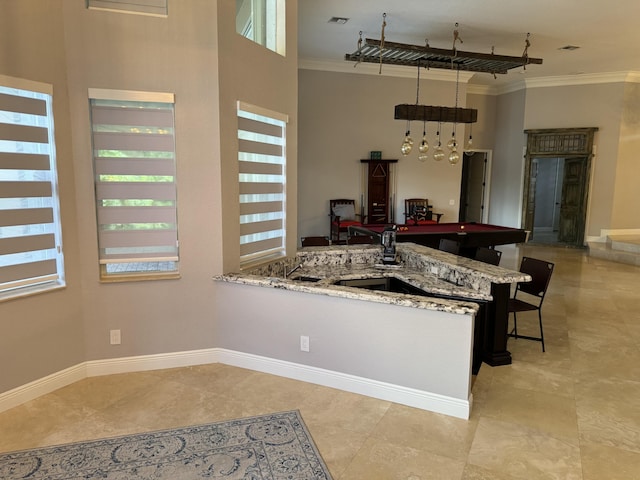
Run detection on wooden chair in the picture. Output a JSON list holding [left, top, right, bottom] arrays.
[[507, 257, 555, 352], [474, 246, 502, 266], [301, 236, 330, 247], [403, 198, 443, 224], [330, 199, 362, 244], [438, 238, 460, 254]]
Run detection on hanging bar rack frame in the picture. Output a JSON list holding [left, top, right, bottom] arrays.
[[346, 37, 543, 75]]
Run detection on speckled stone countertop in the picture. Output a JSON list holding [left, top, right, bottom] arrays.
[[215, 243, 531, 315]]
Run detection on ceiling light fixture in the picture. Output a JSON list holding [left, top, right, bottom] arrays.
[[392, 20, 478, 162], [347, 14, 542, 163]]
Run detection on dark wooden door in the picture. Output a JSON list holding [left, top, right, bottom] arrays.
[[558, 157, 588, 244], [525, 159, 539, 232], [367, 162, 389, 224], [459, 152, 487, 223]]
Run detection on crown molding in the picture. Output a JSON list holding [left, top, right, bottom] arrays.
[[298, 58, 475, 83], [299, 59, 640, 95], [523, 71, 640, 89], [469, 71, 640, 96], [466, 84, 499, 96]]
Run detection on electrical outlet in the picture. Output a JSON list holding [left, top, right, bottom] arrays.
[[300, 335, 310, 352], [110, 329, 121, 345]]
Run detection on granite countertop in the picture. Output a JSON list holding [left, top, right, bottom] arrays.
[[215, 243, 530, 316], [218, 268, 481, 315]]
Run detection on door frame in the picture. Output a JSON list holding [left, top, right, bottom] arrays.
[[522, 128, 598, 246], [459, 149, 492, 223]]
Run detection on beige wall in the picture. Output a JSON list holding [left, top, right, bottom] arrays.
[[2, 1, 638, 396], [613, 82, 640, 229], [217, 0, 298, 271], [466, 92, 497, 152], [0, 0, 85, 392], [1, 0, 298, 392], [297, 72, 640, 240], [489, 89, 527, 228], [523, 83, 625, 237], [297, 69, 473, 239], [62, 1, 223, 363]]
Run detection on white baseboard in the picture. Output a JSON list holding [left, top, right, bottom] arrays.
[[217, 349, 471, 419], [588, 228, 640, 243], [0, 363, 87, 413], [586, 235, 605, 243], [0, 349, 219, 414], [84, 348, 219, 377], [0, 348, 471, 419]]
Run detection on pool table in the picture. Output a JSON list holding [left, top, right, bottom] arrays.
[[360, 222, 527, 256]]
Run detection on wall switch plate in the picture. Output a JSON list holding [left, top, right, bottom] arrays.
[[300, 335, 310, 352], [110, 329, 121, 345], [449, 199, 455, 205]]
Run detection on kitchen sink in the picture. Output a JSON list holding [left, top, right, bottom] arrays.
[[289, 275, 322, 283], [334, 277, 427, 296]]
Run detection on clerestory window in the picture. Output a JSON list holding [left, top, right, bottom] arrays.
[[236, 0, 286, 56]]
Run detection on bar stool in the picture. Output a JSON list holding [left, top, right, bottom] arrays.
[[507, 256, 555, 352]]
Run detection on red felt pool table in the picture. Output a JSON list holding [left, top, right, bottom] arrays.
[[360, 222, 527, 256]]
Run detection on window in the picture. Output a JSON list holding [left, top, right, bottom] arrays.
[[89, 89, 178, 280], [236, 0, 286, 55], [0, 76, 65, 299], [237, 102, 287, 267], [87, 0, 168, 17]]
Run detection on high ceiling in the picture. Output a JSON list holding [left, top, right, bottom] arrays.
[[298, 0, 640, 87]]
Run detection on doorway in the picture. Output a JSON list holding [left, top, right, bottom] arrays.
[[530, 157, 564, 243], [522, 128, 597, 247], [459, 150, 490, 223]]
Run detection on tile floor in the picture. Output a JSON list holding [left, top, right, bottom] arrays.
[[1, 244, 639, 479]]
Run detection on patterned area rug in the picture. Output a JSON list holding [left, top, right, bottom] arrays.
[[0, 410, 332, 479]]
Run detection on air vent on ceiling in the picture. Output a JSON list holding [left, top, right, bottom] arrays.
[[328, 17, 349, 25]]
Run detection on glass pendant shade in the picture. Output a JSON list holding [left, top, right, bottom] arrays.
[[447, 136, 457, 151], [466, 135, 473, 151], [433, 144, 445, 162], [401, 128, 413, 156], [419, 137, 429, 154], [448, 147, 460, 165], [401, 135, 413, 156]]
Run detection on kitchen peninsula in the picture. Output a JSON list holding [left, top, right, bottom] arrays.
[[214, 243, 529, 419]]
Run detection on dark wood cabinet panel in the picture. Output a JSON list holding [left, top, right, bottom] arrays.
[[368, 162, 389, 224], [361, 159, 397, 224]]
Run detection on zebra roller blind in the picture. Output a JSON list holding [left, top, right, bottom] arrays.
[[0, 77, 64, 295], [89, 90, 178, 275], [237, 102, 287, 265]]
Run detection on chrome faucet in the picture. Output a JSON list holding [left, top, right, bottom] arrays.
[[382, 225, 398, 264], [284, 263, 302, 278]]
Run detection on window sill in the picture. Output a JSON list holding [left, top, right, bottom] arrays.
[[0, 282, 66, 304], [100, 271, 181, 283], [240, 252, 286, 272]]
